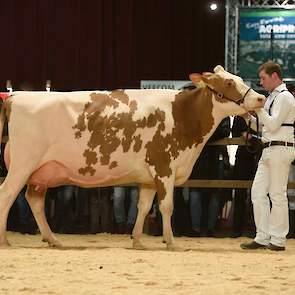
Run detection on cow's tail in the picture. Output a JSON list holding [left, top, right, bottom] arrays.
[[0, 94, 9, 152], [0, 102, 5, 148]]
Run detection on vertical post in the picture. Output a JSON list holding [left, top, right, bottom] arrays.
[[46, 80, 51, 92], [270, 28, 274, 60], [6, 80, 12, 93]]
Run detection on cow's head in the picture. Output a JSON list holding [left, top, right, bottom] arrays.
[[189, 65, 265, 114]]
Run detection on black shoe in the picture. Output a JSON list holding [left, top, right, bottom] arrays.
[[240, 240, 266, 250], [267, 243, 285, 251], [117, 223, 126, 234], [287, 233, 295, 239], [206, 230, 215, 237], [173, 231, 182, 237], [230, 231, 242, 238], [19, 224, 37, 235], [59, 227, 77, 234]]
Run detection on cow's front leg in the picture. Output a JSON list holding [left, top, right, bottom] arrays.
[[0, 231, 11, 248], [25, 186, 62, 248], [157, 178, 179, 251], [132, 186, 156, 249]]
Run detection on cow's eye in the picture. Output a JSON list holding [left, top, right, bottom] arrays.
[[224, 79, 235, 87]]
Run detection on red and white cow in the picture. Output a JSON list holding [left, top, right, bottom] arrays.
[[0, 65, 265, 249]]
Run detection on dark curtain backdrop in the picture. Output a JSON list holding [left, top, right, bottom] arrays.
[[0, 0, 225, 90]]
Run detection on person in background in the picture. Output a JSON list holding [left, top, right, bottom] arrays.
[[52, 185, 76, 233], [73, 187, 113, 234], [88, 187, 113, 234], [113, 186, 138, 234], [231, 116, 261, 238], [15, 187, 37, 234], [188, 117, 230, 237]]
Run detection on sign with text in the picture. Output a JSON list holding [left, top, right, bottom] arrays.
[[140, 80, 191, 90], [239, 9, 295, 79]]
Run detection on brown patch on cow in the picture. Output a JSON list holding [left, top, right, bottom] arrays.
[[144, 88, 215, 181], [78, 166, 96, 176], [155, 176, 166, 201], [171, 88, 214, 152], [73, 112, 86, 138], [73, 88, 215, 201], [145, 110, 173, 178], [76, 92, 121, 173], [88, 93, 119, 113], [83, 149, 98, 166], [147, 111, 160, 128], [136, 117, 147, 128], [109, 161, 118, 169], [110, 89, 129, 105], [133, 135, 142, 152], [129, 100, 138, 113], [73, 90, 148, 175]]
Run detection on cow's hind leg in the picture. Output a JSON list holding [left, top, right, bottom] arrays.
[[0, 171, 38, 247], [0, 144, 46, 248], [132, 185, 156, 249], [0, 182, 16, 248], [25, 185, 62, 247]]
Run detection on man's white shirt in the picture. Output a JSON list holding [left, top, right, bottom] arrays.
[[250, 83, 295, 143]]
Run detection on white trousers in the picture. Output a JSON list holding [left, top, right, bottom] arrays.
[[252, 146, 295, 247]]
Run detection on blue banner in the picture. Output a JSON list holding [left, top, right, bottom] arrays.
[[239, 9, 295, 79]]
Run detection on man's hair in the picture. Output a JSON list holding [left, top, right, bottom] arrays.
[[258, 60, 282, 79]]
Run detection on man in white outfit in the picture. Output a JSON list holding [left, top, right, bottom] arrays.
[[241, 61, 295, 251]]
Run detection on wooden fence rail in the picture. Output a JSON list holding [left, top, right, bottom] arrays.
[[1, 137, 295, 189]]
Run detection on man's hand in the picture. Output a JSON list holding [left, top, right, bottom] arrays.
[[241, 131, 251, 140]]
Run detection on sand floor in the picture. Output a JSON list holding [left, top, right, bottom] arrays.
[[0, 232, 295, 295]]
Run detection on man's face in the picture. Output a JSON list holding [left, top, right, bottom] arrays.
[[259, 69, 276, 92]]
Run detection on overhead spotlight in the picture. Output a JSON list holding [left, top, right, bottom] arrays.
[[209, 2, 218, 11]]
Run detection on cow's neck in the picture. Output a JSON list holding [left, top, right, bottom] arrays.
[[172, 87, 223, 151]]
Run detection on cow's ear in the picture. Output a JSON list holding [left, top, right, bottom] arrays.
[[201, 72, 213, 84], [189, 72, 214, 86], [214, 65, 225, 73], [202, 72, 213, 78], [189, 73, 202, 84], [189, 73, 208, 87]]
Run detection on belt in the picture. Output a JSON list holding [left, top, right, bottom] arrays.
[[263, 141, 295, 149]]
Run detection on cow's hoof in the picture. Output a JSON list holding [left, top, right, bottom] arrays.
[[132, 241, 146, 250], [43, 238, 63, 248], [48, 240, 63, 248], [0, 240, 11, 248]]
